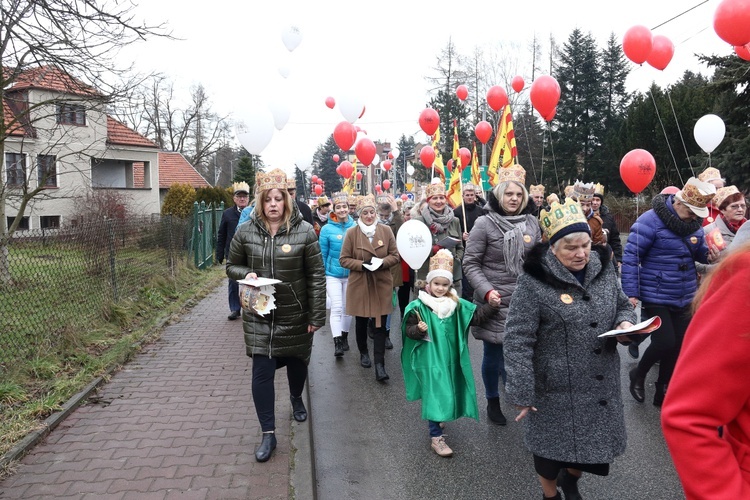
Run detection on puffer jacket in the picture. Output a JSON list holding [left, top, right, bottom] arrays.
[[226, 205, 326, 363], [462, 194, 541, 344], [319, 213, 356, 278], [621, 194, 709, 308]]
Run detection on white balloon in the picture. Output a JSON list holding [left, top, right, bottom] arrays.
[[282, 26, 302, 52], [396, 220, 433, 270], [391, 147, 400, 159], [693, 114, 726, 154], [278, 65, 291, 79], [372, 153, 380, 166], [268, 98, 290, 131], [406, 163, 415, 176], [338, 91, 366, 123], [235, 107, 275, 155]]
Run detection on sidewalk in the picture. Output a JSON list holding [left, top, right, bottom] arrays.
[[0, 281, 313, 499]]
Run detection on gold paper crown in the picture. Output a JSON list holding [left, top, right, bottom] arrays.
[[429, 249, 454, 274], [594, 183, 605, 196], [498, 164, 526, 185], [572, 180, 596, 201], [529, 184, 545, 196], [357, 194, 376, 212], [678, 178, 716, 209], [714, 185, 740, 209], [348, 195, 359, 206], [377, 195, 391, 206], [547, 193, 560, 205], [331, 191, 348, 205], [232, 181, 250, 194], [564, 185, 575, 197], [425, 182, 446, 199], [539, 198, 588, 242], [256, 168, 288, 192], [698, 167, 722, 183]]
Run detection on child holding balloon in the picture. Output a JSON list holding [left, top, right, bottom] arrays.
[[400, 249, 500, 458]]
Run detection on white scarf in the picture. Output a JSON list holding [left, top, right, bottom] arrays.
[[357, 219, 377, 240], [418, 290, 458, 319]]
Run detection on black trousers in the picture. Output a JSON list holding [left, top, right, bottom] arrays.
[[636, 303, 692, 386], [251, 355, 307, 432], [355, 315, 388, 365]]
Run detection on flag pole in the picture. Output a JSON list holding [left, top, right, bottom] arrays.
[[459, 173, 467, 234]]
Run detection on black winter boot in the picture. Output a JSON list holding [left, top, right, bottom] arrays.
[[557, 468, 582, 500], [333, 337, 344, 357], [341, 331, 350, 351], [543, 492, 562, 500], [290, 396, 307, 422], [384, 329, 393, 350], [487, 397, 507, 425], [375, 363, 389, 382], [653, 383, 667, 407]]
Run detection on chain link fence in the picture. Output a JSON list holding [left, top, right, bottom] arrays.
[[0, 215, 198, 366]]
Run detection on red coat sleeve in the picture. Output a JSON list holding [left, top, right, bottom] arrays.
[[661, 255, 750, 500]]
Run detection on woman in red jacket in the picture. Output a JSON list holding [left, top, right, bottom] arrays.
[[661, 242, 750, 499]]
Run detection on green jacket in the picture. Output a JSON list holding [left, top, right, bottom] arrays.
[[226, 206, 326, 364], [401, 295, 480, 422]]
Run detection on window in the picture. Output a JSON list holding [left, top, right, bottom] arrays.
[[40, 216, 60, 229], [37, 155, 57, 188], [56, 103, 86, 126], [6, 216, 29, 231], [5, 153, 25, 187]]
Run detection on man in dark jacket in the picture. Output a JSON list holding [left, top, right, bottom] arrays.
[[216, 182, 251, 320], [454, 183, 484, 300], [286, 181, 313, 226], [592, 185, 622, 268]]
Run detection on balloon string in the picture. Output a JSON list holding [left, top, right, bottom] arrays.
[[546, 122, 561, 197], [648, 88, 684, 186], [708, 153, 712, 169], [665, 90, 695, 177], [634, 194, 641, 303], [518, 112, 539, 184]]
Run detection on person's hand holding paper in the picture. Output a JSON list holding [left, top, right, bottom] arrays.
[[362, 256, 383, 271]]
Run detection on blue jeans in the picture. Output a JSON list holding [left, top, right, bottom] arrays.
[[385, 313, 391, 331], [428, 420, 442, 438], [228, 278, 240, 312], [481, 341, 507, 399]]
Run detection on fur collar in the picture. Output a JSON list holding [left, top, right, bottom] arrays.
[[652, 194, 702, 237], [523, 242, 611, 290]]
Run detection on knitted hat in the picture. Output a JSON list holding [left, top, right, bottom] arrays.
[[540, 198, 591, 245], [675, 177, 717, 218], [426, 249, 454, 284]]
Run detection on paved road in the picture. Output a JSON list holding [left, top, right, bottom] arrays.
[[309, 309, 684, 500]]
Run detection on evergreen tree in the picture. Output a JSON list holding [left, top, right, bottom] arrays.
[[233, 155, 260, 192], [395, 135, 417, 193], [311, 136, 344, 194]]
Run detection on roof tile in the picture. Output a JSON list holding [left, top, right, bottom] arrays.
[[158, 152, 210, 189], [107, 116, 158, 148]]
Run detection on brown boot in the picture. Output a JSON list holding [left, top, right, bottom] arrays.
[[430, 436, 453, 457]]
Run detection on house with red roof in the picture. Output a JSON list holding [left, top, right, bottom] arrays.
[[156, 152, 210, 205], [3, 65, 162, 230]]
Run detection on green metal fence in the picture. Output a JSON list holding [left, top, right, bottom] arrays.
[[192, 201, 224, 269]]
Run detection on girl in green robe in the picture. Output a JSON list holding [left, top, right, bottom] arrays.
[[401, 249, 500, 457]]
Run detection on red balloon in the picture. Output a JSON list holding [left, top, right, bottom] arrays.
[[511, 75, 524, 93], [419, 108, 440, 136], [714, 0, 750, 47], [420, 145, 435, 167], [311, 175, 318, 183], [382, 160, 392, 171], [475, 121, 492, 144], [620, 149, 656, 194], [375, 184, 382, 193], [622, 25, 653, 64], [314, 184, 323, 196], [446, 159, 454, 171], [356, 171, 363, 181], [456, 85, 469, 101], [542, 107, 557, 122], [355, 137, 377, 165], [388, 152, 394, 159], [336, 165, 343, 176], [339, 161, 353, 179], [333, 121, 356, 151], [646, 35, 674, 71], [661, 186, 679, 195], [486, 85, 509, 112], [530, 76, 561, 118], [401, 193, 408, 201], [458, 147, 471, 169], [325, 96, 335, 109], [382, 179, 391, 190], [332, 154, 340, 162], [735, 44, 750, 60]]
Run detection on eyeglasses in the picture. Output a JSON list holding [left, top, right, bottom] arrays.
[[234, 194, 249, 198], [727, 203, 747, 211]]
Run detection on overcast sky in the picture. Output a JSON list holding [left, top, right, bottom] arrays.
[[123, 0, 732, 175]]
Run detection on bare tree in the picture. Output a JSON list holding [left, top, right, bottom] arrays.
[[0, 1, 168, 284]]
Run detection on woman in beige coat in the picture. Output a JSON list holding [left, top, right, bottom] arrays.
[[340, 194, 400, 382]]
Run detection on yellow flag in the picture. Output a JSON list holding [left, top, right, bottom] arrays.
[[471, 142, 481, 187], [431, 130, 446, 183], [487, 104, 517, 187]]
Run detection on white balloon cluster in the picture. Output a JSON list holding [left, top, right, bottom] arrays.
[[693, 114, 726, 154]]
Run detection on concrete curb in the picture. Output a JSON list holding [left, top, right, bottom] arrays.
[[290, 385, 317, 500]]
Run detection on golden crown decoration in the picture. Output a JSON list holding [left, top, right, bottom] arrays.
[[377, 195, 391, 206], [698, 167, 722, 183], [547, 193, 560, 205], [572, 180, 596, 201], [429, 249, 454, 274], [498, 163, 526, 185], [714, 185, 740, 209], [564, 185, 575, 197], [529, 184, 545, 196], [425, 181, 446, 199], [594, 183, 605, 196], [232, 181, 250, 194], [539, 198, 588, 242], [331, 191, 348, 206], [256, 168, 288, 192], [356, 193, 376, 212], [679, 178, 716, 208]]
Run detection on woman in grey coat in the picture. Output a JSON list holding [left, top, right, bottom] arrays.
[[504, 200, 636, 500], [462, 174, 541, 425]]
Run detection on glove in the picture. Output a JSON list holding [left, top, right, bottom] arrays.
[[432, 244, 441, 255]]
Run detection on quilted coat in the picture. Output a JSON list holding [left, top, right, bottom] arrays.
[[621, 194, 709, 308], [319, 213, 356, 278], [226, 205, 326, 364], [504, 243, 636, 464]]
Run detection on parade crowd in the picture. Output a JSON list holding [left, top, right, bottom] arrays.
[[217, 165, 750, 500]]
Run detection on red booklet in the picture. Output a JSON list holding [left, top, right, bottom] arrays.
[[706, 228, 726, 252], [598, 316, 662, 338]]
